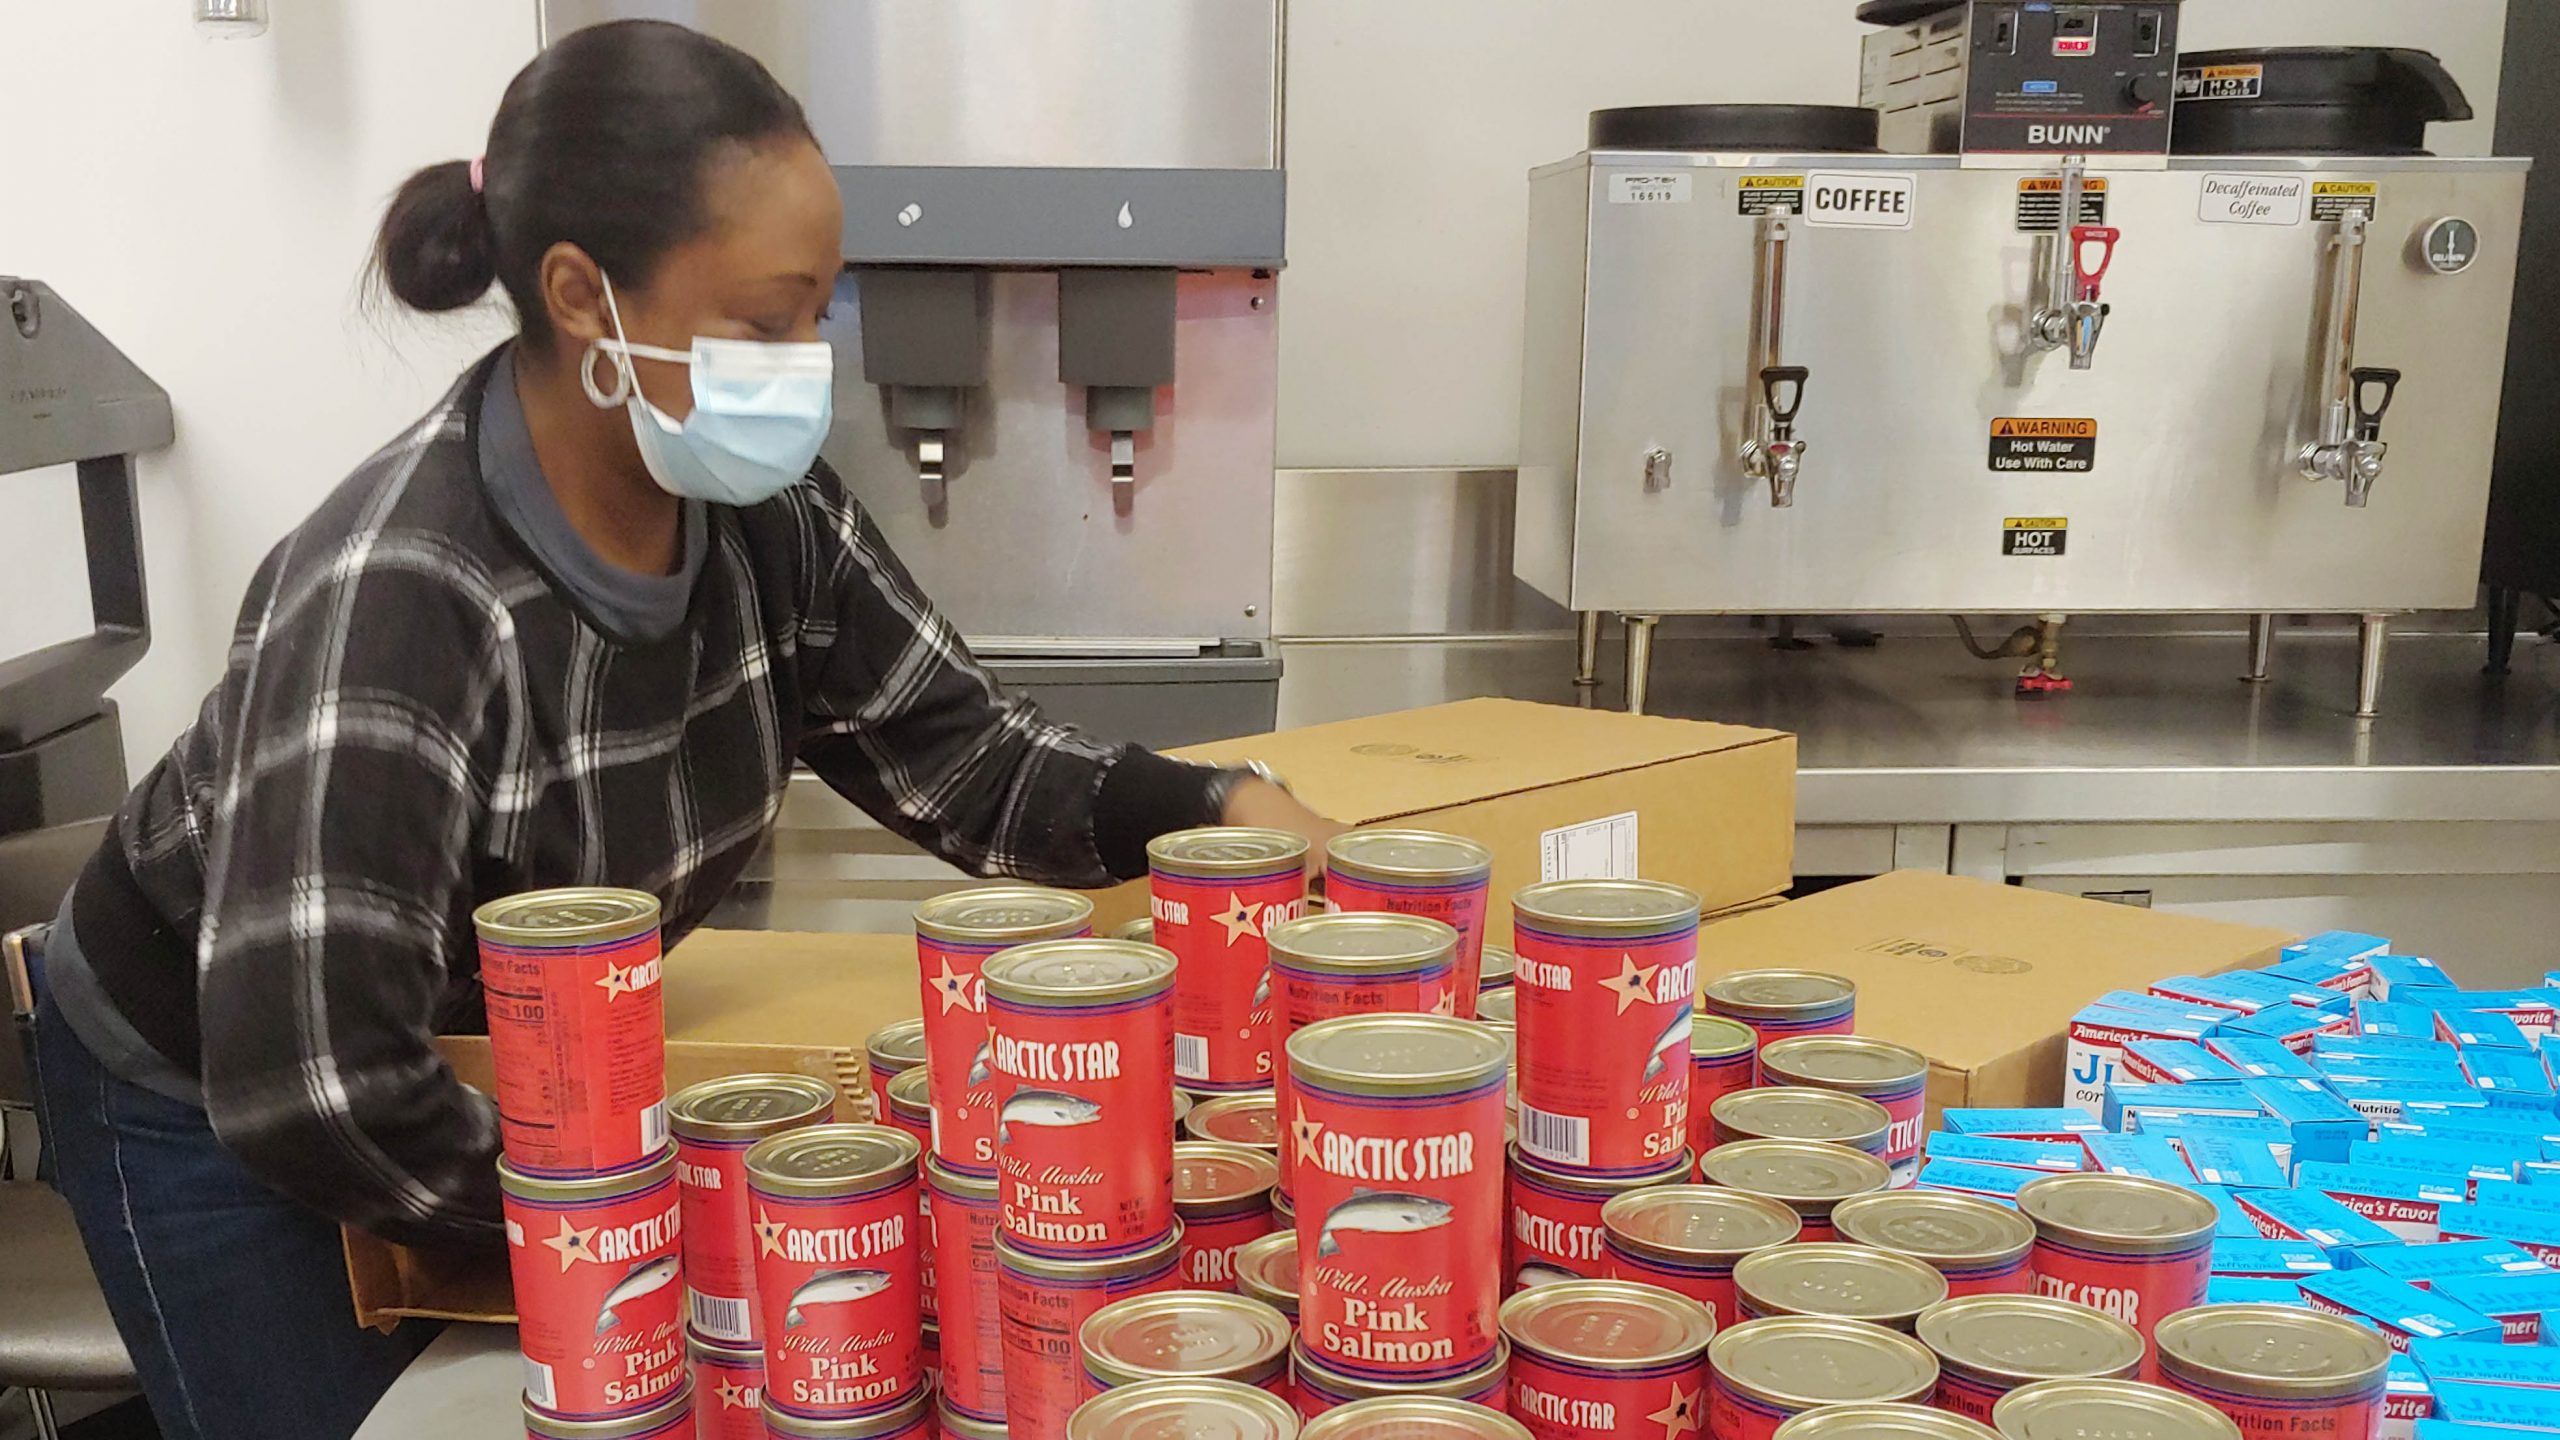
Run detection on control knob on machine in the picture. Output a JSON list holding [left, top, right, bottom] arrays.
[[2124, 74, 2168, 111]]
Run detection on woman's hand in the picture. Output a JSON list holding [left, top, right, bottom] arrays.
[[1219, 776, 1350, 856]]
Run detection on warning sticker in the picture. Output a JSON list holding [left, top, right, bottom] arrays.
[[1990, 417, 2098, 473], [2176, 64, 2264, 101], [2311, 181, 2381, 223], [2003, 517, 2069, 557], [1737, 174, 1807, 217], [2016, 177, 2110, 232]]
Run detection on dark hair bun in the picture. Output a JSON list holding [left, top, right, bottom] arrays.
[[374, 159, 498, 313]]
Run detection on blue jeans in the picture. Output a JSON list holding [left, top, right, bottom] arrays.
[[30, 948, 439, 1440]]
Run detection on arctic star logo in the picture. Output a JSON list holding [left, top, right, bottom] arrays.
[[1292, 1102, 1325, 1166], [1596, 955, 1662, 1015], [541, 1216, 600, 1271], [753, 1208, 790, 1258], [593, 956, 662, 1000], [1649, 1382, 1702, 1439], [930, 957, 976, 1014], [1213, 893, 1264, 945]]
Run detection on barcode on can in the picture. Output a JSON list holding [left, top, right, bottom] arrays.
[[641, 1100, 669, 1152], [522, 1356, 558, 1411], [1519, 1104, 1591, 1167], [690, 1290, 752, 1342], [1176, 1033, 1209, 1081]]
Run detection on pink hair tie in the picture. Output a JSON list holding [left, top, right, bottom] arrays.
[[468, 155, 486, 195]]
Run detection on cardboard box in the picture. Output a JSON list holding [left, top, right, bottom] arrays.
[[1094, 697, 1798, 933], [1692, 872, 2291, 1129], [345, 929, 921, 1328]]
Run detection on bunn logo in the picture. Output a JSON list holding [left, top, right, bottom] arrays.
[[2027, 124, 2113, 146]]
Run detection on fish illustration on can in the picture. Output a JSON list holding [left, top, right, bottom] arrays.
[[594, 1254, 682, 1336], [1314, 1188, 1453, 1258], [1640, 1008, 1694, 1081], [782, 1267, 893, 1330], [1252, 968, 1272, 1010], [1514, 1260, 1582, 1290], [966, 1035, 995, 1088], [997, 1089, 1102, 1146]]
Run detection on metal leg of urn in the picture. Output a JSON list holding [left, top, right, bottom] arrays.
[[1574, 611, 1603, 689], [2355, 614, 2390, 719], [1622, 614, 1661, 716], [2244, 614, 2275, 684]]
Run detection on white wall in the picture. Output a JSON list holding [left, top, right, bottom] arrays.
[[1278, 0, 2513, 470]]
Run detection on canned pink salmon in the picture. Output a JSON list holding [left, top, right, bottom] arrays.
[[501, 1149, 686, 1421], [1916, 1294, 2145, 1425], [1757, 1037, 1927, 1188], [1831, 1192, 2037, 1299], [1150, 828, 1311, 1092], [2015, 1174, 2216, 1371], [2152, 1304, 2388, 1440], [1293, 1339, 1510, 1418], [1697, 1140, 1892, 1243], [1080, 1291, 1293, 1394], [761, 1390, 935, 1440], [1989, 1379, 2241, 1440], [688, 1333, 764, 1440], [997, 1229, 1185, 1440], [1067, 1378, 1299, 1440], [1475, 989, 1516, 1030], [1600, 1184, 1801, 1331], [1688, 1016, 1757, 1163], [1511, 880, 1701, 1178], [984, 939, 1178, 1259], [1238, 1229, 1301, 1318], [862, 1020, 926, 1112], [1709, 1088, 1892, 1158], [1177, 1140, 1281, 1290], [745, 1125, 925, 1421], [926, 1158, 1003, 1425], [669, 1073, 837, 1345], [477, 888, 669, 1179], [1501, 1280, 1715, 1440], [1271, 912, 1463, 1198], [1706, 1318, 1938, 1440], [1325, 830, 1495, 1017], [1300, 1396, 1531, 1440], [1508, 1145, 1691, 1293], [1772, 1404, 1999, 1440], [914, 887, 1094, 1177], [1732, 1243, 1947, 1330], [1697, 972, 1856, 1084], [1187, 1091, 1283, 1152], [941, 1403, 1007, 1440], [1290, 1014, 1509, 1382], [1479, 946, 1516, 993], [521, 1380, 692, 1440], [876, 1069, 936, 1327]]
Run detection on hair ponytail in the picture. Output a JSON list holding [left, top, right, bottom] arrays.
[[373, 159, 499, 314]]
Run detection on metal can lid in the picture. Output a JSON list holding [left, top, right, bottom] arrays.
[[1117, 916, 1156, 943], [864, 1018, 927, 1074], [1066, 1377, 1300, 1440], [499, 1145, 676, 1204], [762, 1390, 933, 1440], [1991, 1380, 2241, 1440], [1713, 1088, 1892, 1146], [1172, 1088, 1195, 1132], [996, 1225, 1186, 1281], [1325, 828, 1494, 883], [1709, 1317, 1941, 1410], [523, 1379, 694, 1439], [1692, 1013, 1758, 1061], [1498, 1278, 1716, 1368], [1269, 912, 1459, 975], [925, 1153, 999, 1200], [1080, 1292, 1294, 1388], [2015, 1174, 2218, 1255], [938, 1405, 1009, 1440], [1735, 1243, 1948, 1326], [744, 1123, 919, 1199], [1474, 989, 1516, 1027], [1774, 1403, 2001, 1440], [1176, 1140, 1281, 1213], [1186, 1092, 1282, 1150], [1293, 1337, 1509, 1402], [884, 1065, 931, 1118], [1287, 1013, 1509, 1097], [1512, 1143, 1692, 1196], [1298, 1398, 1531, 1440], [1698, 1140, 1892, 1212], [1831, 1192, 2037, 1269], [982, 938, 1177, 1007], [2152, 1304, 2389, 1399], [913, 885, 1096, 944], [1479, 946, 1517, 986], [1760, 1036, 1927, 1092], [1701, 969, 1857, 1019], [668, 1073, 837, 1141], [1511, 878, 1703, 935], [473, 886, 659, 946], [1148, 826, 1312, 876], [1236, 1230, 1299, 1315], [1917, 1295, 2146, 1386], [1602, 1183, 1803, 1262]]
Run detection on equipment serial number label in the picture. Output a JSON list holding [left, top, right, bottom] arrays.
[[2003, 517, 2069, 557], [2177, 64, 2265, 101], [2311, 181, 2380, 222], [2015, 177, 2110, 233], [1608, 172, 1692, 205], [1804, 172, 1917, 230], [1990, 417, 2097, 472], [1737, 174, 1807, 216]]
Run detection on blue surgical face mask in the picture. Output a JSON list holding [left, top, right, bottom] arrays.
[[581, 274, 835, 507]]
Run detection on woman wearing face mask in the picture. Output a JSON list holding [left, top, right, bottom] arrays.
[[24, 21, 1336, 1440]]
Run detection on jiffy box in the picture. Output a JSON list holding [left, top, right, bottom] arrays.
[[345, 927, 918, 1329], [1691, 872, 2290, 1130], [1088, 696, 1799, 932]]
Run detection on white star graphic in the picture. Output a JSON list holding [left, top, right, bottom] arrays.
[[1212, 893, 1264, 945], [716, 1379, 755, 1410], [541, 1216, 599, 1272], [753, 1207, 789, 1258], [1649, 1381, 1702, 1439], [594, 961, 633, 1000], [1595, 954, 1661, 1016], [1292, 1101, 1325, 1167], [1430, 988, 1459, 1017], [930, 958, 977, 1015]]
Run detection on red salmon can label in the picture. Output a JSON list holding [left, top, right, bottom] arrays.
[[1149, 828, 1312, 1092], [670, 1074, 837, 1345], [926, 1160, 1004, 1425], [1940, 1253, 2035, 1297], [1290, 1338, 1510, 1417], [1270, 911, 1462, 1198], [984, 940, 1178, 1259], [1174, 1139, 1281, 1292], [2154, 1304, 2391, 1440], [501, 1150, 687, 1421], [689, 1335, 765, 1440], [995, 1231, 1183, 1440], [2029, 1234, 2210, 1352], [1289, 1014, 1510, 1383], [1323, 829, 1494, 1019], [1698, 971, 1859, 1086], [746, 1126, 925, 1421], [914, 888, 1094, 1178], [1757, 1037, 1929, 1189], [2018, 1173, 2220, 1368], [1687, 1017, 1757, 1165], [477, 889, 669, 1179], [1181, 1203, 1280, 1290], [1501, 1281, 1716, 1440], [1512, 1344, 1708, 1440], [1509, 1149, 1692, 1294], [1511, 881, 1702, 1178]]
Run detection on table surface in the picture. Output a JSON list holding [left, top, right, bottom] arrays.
[[352, 1324, 520, 1440]]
